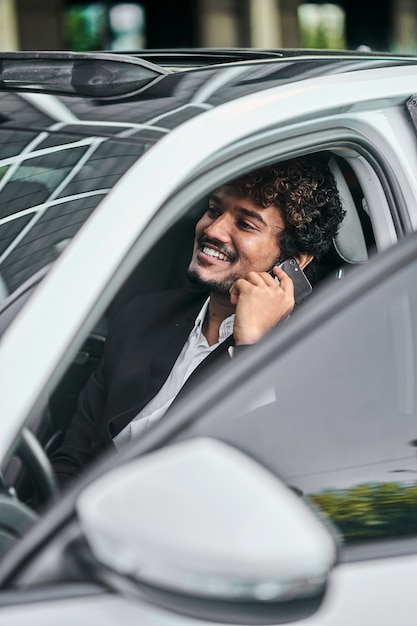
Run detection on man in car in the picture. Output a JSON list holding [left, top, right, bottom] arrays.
[[50, 154, 345, 486]]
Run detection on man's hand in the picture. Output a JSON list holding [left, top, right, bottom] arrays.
[[229, 266, 295, 345]]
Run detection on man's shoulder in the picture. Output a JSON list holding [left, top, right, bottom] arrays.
[[105, 287, 207, 346], [127, 286, 208, 311], [113, 286, 208, 330]]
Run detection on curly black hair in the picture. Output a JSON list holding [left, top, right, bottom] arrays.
[[229, 155, 346, 279]]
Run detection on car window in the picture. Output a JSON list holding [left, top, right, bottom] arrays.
[[41, 150, 374, 466], [0, 124, 146, 304], [186, 253, 417, 552], [0, 137, 385, 520]]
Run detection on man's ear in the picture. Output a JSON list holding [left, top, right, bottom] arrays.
[[295, 253, 314, 270]]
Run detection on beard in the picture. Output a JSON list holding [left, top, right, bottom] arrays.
[[187, 257, 284, 294], [187, 236, 241, 294], [187, 267, 241, 294], [187, 235, 283, 294]]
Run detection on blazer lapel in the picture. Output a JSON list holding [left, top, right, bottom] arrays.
[[109, 292, 207, 436]]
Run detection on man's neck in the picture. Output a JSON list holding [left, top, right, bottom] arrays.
[[202, 292, 235, 346]]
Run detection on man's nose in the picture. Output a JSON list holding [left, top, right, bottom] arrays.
[[204, 213, 232, 242]]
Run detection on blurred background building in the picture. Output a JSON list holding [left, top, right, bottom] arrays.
[[0, 0, 416, 53]]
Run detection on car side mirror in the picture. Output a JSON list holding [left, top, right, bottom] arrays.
[[76, 438, 339, 623]]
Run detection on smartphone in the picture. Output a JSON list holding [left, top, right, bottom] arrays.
[[270, 258, 312, 304]]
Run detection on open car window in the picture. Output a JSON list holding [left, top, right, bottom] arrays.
[[0, 148, 374, 506]]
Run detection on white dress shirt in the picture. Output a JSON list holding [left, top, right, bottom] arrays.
[[113, 298, 235, 449]]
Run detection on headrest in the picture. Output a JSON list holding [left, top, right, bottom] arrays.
[[328, 157, 368, 265]]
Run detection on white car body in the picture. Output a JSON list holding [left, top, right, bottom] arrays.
[[0, 50, 417, 624]]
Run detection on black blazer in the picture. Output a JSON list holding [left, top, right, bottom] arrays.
[[50, 287, 233, 485]]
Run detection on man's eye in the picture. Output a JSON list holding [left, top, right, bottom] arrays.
[[239, 220, 255, 230], [207, 206, 220, 217]]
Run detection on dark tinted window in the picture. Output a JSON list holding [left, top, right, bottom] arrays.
[[188, 258, 417, 548]]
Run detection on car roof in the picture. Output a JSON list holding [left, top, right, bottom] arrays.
[[1, 49, 417, 135]]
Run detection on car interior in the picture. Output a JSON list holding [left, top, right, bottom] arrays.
[[0, 150, 376, 555]]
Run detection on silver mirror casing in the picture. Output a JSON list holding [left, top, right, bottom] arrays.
[[77, 438, 337, 602]]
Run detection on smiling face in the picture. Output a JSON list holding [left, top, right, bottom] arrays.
[[188, 185, 286, 294]]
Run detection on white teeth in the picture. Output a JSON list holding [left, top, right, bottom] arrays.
[[202, 246, 229, 261]]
